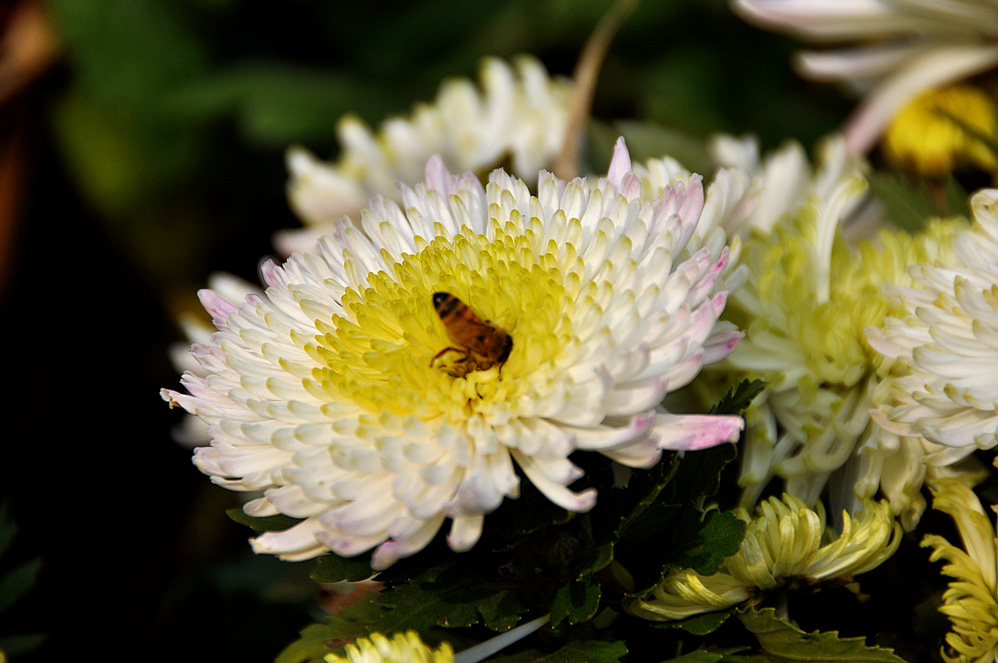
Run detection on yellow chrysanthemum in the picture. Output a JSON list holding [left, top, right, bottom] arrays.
[[325, 632, 453, 663], [627, 494, 900, 620], [883, 85, 998, 177], [922, 478, 998, 663]]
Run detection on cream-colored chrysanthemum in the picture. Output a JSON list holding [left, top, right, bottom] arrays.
[[281, 56, 572, 255], [717, 165, 973, 527], [162, 138, 745, 568], [870, 189, 998, 453], [922, 478, 998, 663], [732, 0, 998, 155], [627, 494, 900, 620], [325, 632, 453, 663]]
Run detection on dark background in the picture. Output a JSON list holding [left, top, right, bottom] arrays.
[[0, 1, 847, 660]]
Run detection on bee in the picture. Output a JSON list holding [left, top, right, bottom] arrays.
[[431, 292, 512, 376]]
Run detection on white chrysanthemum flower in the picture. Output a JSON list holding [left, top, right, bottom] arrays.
[[870, 189, 998, 452], [630, 133, 875, 298], [325, 632, 453, 663], [707, 133, 877, 240], [162, 139, 745, 568], [731, 0, 998, 154], [168, 273, 262, 447], [922, 478, 998, 663], [627, 494, 900, 620], [714, 161, 974, 527], [281, 56, 572, 255]]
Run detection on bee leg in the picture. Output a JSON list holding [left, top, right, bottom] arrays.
[[431, 347, 465, 368]]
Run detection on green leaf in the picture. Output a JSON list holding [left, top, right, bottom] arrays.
[[491, 641, 628, 663], [0, 633, 47, 657], [613, 120, 712, 175], [0, 502, 16, 560], [655, 610, 732, 636], [942, 176, 971, 218], [669, 510, 745, 576], [663, 648, 756, 663], [550, 577, 602, 627], [226, 508, 303, 533], [620, 442, 741, 594], [867, 172, 942, 233], [311, 554, 375, 583], [49, 0, 209, 105], [375, 561, 528, 633], [738, 607, 908, 662], [276, 598, 383, 663], [710, 379, 765, 417], [577, 540, 615, 577], [0, 559, 41, 613], [165, 63, 395, 147]]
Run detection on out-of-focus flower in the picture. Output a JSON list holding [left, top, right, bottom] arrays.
[[627, 494, 900, 620], [281, 56, 572, 255], [869, 189, 998, 453], [707, 133, 880, 241], [717, 161, 972, 527], [324, 632, 453, 663], [922, 478, 998, 663], [883, 85, 998, 177], [162, 139, 745, 568], [731, 0, 998, 155], [632, 133, 877, 296]]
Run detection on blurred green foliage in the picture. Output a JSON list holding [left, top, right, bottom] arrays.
[[44, 0, 848, 300]]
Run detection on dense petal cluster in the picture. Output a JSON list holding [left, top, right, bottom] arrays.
[[325, 632, 453, 663], [922, 479, 998, 663], [732, 0, 998, 154], [627, 494, 900, 620], [717, 162, 971, 526], [282, 56, 572, 255], [162, 139, 745, 568], [870, 189, 998, 453]]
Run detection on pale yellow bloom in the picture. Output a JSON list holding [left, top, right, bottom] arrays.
[[923, 478, 998, 663], [627, 494, 900, 620], [718, 163, 970, 526]]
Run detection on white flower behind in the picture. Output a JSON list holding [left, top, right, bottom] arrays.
[[870, 188, 998, 453], [162, 138, 745, 569], [281, 56, 572, 255], [732, 0, 998, 154]]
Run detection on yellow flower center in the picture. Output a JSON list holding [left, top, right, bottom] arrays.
[[302, 220, 580, 425], [732, 210, 965, 396], [883, 85, 998, 177]]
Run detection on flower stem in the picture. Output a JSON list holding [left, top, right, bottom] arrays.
[[453, 614, 550, 663]]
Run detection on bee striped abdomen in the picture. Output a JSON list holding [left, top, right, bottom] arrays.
[[432, 292, 512, 374]]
